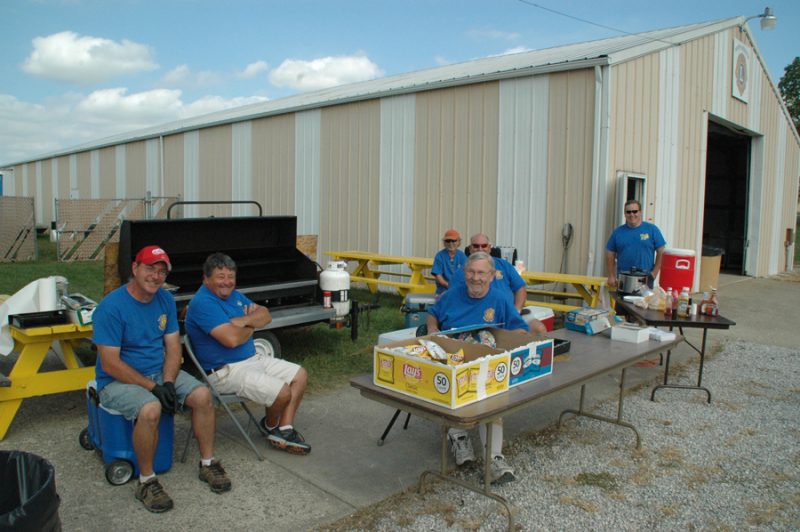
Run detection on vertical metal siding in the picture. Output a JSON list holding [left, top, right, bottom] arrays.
[[57, 157, 69, 200], [197, 125, 233, 216], [77, 153, 91, 199], [183, 131, 200, 216], [163, 134, 184, 200], [35, 162, 43, 224], [115, 146, 125, 198], [69, 155, 78, 198], [379, 94, 416, 256], [22, 164, 29, 197], [414, 83, 499, 256], [124, 141, 146, 198], [91, 150, 101, 198], [545, 70, 596, 274], [231, 121, 252, 216], [251, 114, 294, 217], [767, 113, 787, 274], [320, 101, 380, 254], [497, 75, 549, 271], [655, 47, 681, 244], [146, 139, 161, 196], [294, 110, 320, 235], [711, 32, 728, 119], [747, 57, 763, 132]]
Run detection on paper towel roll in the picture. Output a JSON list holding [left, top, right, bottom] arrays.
[[37, 276, 58, 311]]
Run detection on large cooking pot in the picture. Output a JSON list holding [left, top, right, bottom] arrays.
[[618, 269, 648, 295]]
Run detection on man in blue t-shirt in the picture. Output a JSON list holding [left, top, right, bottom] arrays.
[[605, 199, 667, 289], [93, 245, 231, 513], [431, 228, 467, 294], [185, 253, 311, 455], [450, 233, 546, 334], [427, 252, 528, 485]]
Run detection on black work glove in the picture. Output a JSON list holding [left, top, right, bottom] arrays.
[[151, 383, 177, 414]]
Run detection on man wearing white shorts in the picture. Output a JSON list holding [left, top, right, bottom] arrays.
[[185, 253, 311, 454]]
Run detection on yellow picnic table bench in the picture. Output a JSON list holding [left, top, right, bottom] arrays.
[[0, 323, 94, 440], [325, 250, 608, 312]]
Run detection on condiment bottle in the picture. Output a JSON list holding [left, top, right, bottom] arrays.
[[678, 287, 690, 317], [664, 287, 673, 318]]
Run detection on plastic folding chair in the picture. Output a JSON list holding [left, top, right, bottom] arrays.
[[180, 335, 266, 461]]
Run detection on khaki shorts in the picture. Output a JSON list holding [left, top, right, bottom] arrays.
[[206, 353, 301, 407]]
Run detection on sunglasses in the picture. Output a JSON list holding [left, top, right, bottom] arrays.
[[625, 209, 639, 215], [471, 243, 490, 249], [443, 239, 459, 243]]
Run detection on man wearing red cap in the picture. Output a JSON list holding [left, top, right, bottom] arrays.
[[93, 245, 231, 513], [431, 228, 467, 295]]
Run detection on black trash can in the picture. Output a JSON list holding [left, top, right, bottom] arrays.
[[0, 451, 61, 531]]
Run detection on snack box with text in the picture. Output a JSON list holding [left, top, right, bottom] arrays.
[[374, 336, 509, 409], [486, 328, 555, 387], [565, 308, 611, 335]]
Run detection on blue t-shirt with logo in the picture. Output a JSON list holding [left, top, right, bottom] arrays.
[[185, 285, 255, 372], [93, 285, 178, 391], [431, 248, 467, 294], [606, 221, 666, 274], [428, 283, 528, 332]]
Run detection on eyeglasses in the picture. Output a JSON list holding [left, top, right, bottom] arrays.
[[625, 209, 639, 215], [443, 239, 459, 244], [140, 263, 169, 278], [471, 243, 490, 249]]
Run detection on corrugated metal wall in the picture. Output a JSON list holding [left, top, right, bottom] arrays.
[[252, 113, 294, 217]]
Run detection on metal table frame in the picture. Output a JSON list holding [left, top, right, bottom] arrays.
[[613, 294, 735, 403], [351, 329, 683, 531]]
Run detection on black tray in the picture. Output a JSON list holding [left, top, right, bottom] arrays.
[[9, 310, 69, 329], [553, 338, 571, 356]]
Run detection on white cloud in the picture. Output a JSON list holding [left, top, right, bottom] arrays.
[[269, 54, 383, 91], [0, 89, 267, 165], [496, 46, 532, 56], [466, 29, 521, 41], [162, 64, 221, 88], [22, 31, 158, 84], [237, 61, 269, 79]]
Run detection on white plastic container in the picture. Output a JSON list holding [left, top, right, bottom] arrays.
[[319, 261, 351, 319]]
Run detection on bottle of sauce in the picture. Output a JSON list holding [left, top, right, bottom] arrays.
[[700, 289, 719, 316], [678, 287, 690, 317], [664, 287, 673, 318]]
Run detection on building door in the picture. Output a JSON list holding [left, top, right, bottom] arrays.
[[703, 121, 751, 274]]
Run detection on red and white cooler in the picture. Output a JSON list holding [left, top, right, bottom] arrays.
[[659, 248, 696, 291], [523, 305, 555, 331]]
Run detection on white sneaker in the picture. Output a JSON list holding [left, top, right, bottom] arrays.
[[490, 455, 516, 485], [449, 434, 476, 466]]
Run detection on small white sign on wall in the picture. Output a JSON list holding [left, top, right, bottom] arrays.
[[732, 38, 751, 103]]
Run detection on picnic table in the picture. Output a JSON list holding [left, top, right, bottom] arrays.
[[0, 323, 94, 440]]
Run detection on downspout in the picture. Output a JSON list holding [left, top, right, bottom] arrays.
[[586, 65, 610, 276]]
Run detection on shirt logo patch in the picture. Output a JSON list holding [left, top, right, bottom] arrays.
[[495, 271, 504, 281], [483, 308, 496, 322], [640, 234, 650, 241], [158, 314, 167, 331]]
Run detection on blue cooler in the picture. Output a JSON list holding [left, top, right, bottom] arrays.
[[81, 380, 174, 485], [401, 293, 436, 329]]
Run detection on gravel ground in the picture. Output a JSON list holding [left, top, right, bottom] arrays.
[[320, 340, 800, 531]]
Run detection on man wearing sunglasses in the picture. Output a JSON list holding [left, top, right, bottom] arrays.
[[431, 228, 467, 294], [605, 199, 666, 289]]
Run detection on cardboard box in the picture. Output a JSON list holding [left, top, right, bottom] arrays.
[[485, 328, 554, 387], [565, 308, 611, 335], [611, 323, 649, 343], [374, 336, 509, 409]]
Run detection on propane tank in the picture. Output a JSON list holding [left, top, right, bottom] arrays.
[[319, 261, 351, 320]]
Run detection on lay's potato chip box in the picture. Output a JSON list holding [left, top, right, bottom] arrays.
[[374, 335, 509, 408]]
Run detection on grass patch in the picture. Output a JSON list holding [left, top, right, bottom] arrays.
[[574, 471, 619, 492], [1, 238, 408, 392]]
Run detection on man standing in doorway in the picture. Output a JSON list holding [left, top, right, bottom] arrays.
[[605, 199, 666, 289]]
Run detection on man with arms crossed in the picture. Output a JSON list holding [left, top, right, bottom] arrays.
[[185, 252, 311, 455], [93, 245, 231, 513]]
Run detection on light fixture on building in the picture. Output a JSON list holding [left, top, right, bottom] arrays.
[[744, 7, 777, 31]]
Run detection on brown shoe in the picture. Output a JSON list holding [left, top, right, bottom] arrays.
[[135, 478, 174, 513], [199, 459, 232, 493]]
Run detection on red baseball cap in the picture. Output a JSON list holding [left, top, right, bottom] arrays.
[[135, 245, 172, 271]]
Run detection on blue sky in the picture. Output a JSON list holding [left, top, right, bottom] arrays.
[[1, 0, 798, 166]]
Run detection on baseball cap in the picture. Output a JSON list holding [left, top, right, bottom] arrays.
[[135, 245, 172, 271], [443, 228, 461, 240]]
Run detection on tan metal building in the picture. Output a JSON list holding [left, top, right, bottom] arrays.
[[3, 17, 799, 284]]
